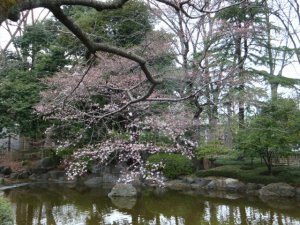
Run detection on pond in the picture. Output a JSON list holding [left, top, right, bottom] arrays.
[[3, 183, 300, 225]]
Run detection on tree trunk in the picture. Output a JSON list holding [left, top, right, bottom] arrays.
[[235, 30, 245, 128], [262, 151, 273, 175]]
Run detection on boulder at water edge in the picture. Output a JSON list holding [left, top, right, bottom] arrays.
[[108, 183, 137, 197], [259, 182, 295, 198], [205, 178, 245, 192]]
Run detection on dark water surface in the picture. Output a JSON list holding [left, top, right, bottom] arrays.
[[3, 183, 300, 225]]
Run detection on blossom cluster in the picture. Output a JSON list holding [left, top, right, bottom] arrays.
[[64, 133, 194, 184]]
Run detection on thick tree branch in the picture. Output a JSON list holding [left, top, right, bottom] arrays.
[[1, 0, 129, 25]]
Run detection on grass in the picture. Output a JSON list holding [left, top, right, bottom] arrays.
[[0, 197, 13, 225], [196, 159, 300, 185]]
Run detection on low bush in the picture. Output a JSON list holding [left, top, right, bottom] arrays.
[[147, 153, 193, 179], [0, 197, 13, 225]]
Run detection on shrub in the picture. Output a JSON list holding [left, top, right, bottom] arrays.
[[147, 153, 193, 179], [0, 197, 13, 225]]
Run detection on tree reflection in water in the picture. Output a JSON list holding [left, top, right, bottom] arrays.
[[4, 184, 300, 225]]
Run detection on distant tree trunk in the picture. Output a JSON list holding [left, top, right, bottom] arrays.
[[235, 34, 245, 129], [7, 134, 11, 152], [266, 11, 277, 101], [224, 102, 233, 148], [262, 150, 274, 175], [208, 105, 218, 143]]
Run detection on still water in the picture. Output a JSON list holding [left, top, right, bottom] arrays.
[[3, 183, 300, 225]]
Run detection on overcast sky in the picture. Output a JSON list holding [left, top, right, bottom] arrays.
[[0, 8, 50, 48]]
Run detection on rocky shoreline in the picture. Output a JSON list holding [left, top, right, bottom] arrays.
[[163, 176, 300, 200], [0, 162, 299, 202]]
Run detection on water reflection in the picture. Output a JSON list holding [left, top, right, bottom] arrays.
[[3, 183, 300, 225]]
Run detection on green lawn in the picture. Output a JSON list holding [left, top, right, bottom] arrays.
[[196, 160, 300, 185]]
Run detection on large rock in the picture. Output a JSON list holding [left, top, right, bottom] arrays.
[[84, 177, 103, 188], [180, 176, 196, 184], [165, 180, 191, 191], [205, 178, 245, 192], [108, 183, 137, 197], [259, 183, 295, 198], [205, 179, 220, 190], [224, 178, 246, 192]]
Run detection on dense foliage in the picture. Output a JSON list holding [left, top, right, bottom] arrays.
[[236, 98, 300, 174], [147, 153, 193, 179]]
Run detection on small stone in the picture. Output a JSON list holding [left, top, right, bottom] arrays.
[[224, 178, 245, 192]]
